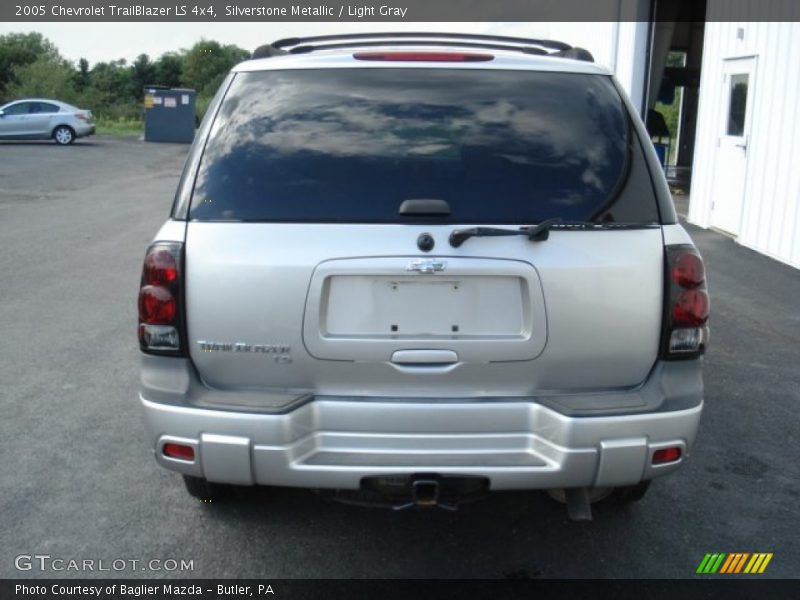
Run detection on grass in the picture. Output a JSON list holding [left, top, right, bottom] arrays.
[[94, 116, 143, 137]]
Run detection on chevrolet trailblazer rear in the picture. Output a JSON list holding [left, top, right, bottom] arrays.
[[137, 33, 708, 519]]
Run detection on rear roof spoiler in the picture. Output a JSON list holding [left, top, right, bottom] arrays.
[[251, 32, 593, 62]]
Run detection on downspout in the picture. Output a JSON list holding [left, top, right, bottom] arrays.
[[642, 0, 657, 116]]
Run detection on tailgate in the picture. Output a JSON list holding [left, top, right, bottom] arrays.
[[185, 223, 663, 396]]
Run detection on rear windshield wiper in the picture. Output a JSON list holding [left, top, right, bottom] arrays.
[[449, 220, 659, 247], [449, 218, 562, 248]]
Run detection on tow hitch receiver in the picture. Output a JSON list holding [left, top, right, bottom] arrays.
[[411, 479, 440, 507], [326, 474, 490, 510]]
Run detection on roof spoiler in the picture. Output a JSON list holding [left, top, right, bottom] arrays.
[[251, 32, 594, 62]]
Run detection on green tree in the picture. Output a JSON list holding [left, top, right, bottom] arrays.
[[74, 57, 90, 92], [85, 59, 141, 119], [0, 32, 60, 100], [7, 56, 77, 103], [90, 59, 132, 103], [154, 52, 184, 87], [129, 53, 156, 100], [181, 39, 248, 95]]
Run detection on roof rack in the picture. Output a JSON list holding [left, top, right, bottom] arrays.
[[252, 32, 594, 62]]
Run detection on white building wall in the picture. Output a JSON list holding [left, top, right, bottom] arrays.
[[614, 21, 651, 113], [690, 19, 800, 268]]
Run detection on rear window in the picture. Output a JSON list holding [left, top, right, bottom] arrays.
[[189, 68, 658, 223]]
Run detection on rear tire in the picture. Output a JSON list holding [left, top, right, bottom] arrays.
[[546, 487, 613, 504], [182, 475, 230, 502], [604, 481, 651, 504], [547, 481, 650, 506], [53, 125, 75, 145]]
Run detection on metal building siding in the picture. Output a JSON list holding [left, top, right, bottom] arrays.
[[689, 18, 800, 269]]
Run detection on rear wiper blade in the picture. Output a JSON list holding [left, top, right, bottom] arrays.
[[449, 218, 562, 248], [448, 220, 659, 247]]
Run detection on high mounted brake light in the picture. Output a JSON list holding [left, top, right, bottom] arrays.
[[661, 245, 710, 358], [352, 51, 494, 62], [138, 242, 185, 355]]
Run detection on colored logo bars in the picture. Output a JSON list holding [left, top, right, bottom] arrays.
[[696, 552, 773, 574]]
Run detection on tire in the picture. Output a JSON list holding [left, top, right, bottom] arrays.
[[182, 475, 230, 502], [546, 481, 651, 506], [52, 125, 75, 145], [604, 481, 651, 504], [546, 487, 614, 504]]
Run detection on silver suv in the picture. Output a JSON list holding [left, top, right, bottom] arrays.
[[137, 33, 709, 518]]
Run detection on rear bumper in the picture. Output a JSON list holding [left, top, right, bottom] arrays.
[[140, 363, 703, 490], [73, 123, 95, 137]]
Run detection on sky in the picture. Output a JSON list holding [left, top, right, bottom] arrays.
[[0, 22, 554, 65]]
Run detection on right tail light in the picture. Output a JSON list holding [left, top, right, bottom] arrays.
[[662, 245, 710, 358]]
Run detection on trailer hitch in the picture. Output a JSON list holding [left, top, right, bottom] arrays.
[[390, 478, 458, 511], [323, 474, 489, 510]]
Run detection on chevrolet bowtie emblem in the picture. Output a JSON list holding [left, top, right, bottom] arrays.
[[406, 259, 447, 274]]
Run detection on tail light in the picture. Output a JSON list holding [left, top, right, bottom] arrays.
[[138, 242, 185, 355], [75, 111, 92, 122], [661, 245, 710, 358]]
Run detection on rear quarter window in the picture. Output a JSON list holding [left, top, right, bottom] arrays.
[[189, 68, 659, 224], [30, 102, 59, 113]]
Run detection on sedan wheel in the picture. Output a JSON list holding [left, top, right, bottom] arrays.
[[53, 126, 75, 145]]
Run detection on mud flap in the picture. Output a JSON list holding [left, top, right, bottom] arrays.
[[564, 487, 593, 521]]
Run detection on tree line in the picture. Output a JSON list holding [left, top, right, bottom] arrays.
[[0, 32, 250, 122]]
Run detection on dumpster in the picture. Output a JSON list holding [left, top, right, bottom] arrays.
[[143, 86, 196, 143], [652, 142, 668, 168]]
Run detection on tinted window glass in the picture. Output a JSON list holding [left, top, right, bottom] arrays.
[[726, 74, 748, 136], [190, 69, 657, 223], [31, 102, 59, 113], [3, 102, 30, 115]]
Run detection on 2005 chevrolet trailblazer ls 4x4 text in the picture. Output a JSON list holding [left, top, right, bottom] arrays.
[[137, 33, 709, 519]]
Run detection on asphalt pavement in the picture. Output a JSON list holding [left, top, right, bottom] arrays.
[[0, 137, 798, 579]]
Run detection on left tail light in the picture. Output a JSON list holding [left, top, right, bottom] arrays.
[[138, 242, 185, 355], [75, 111, 92, 122]]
